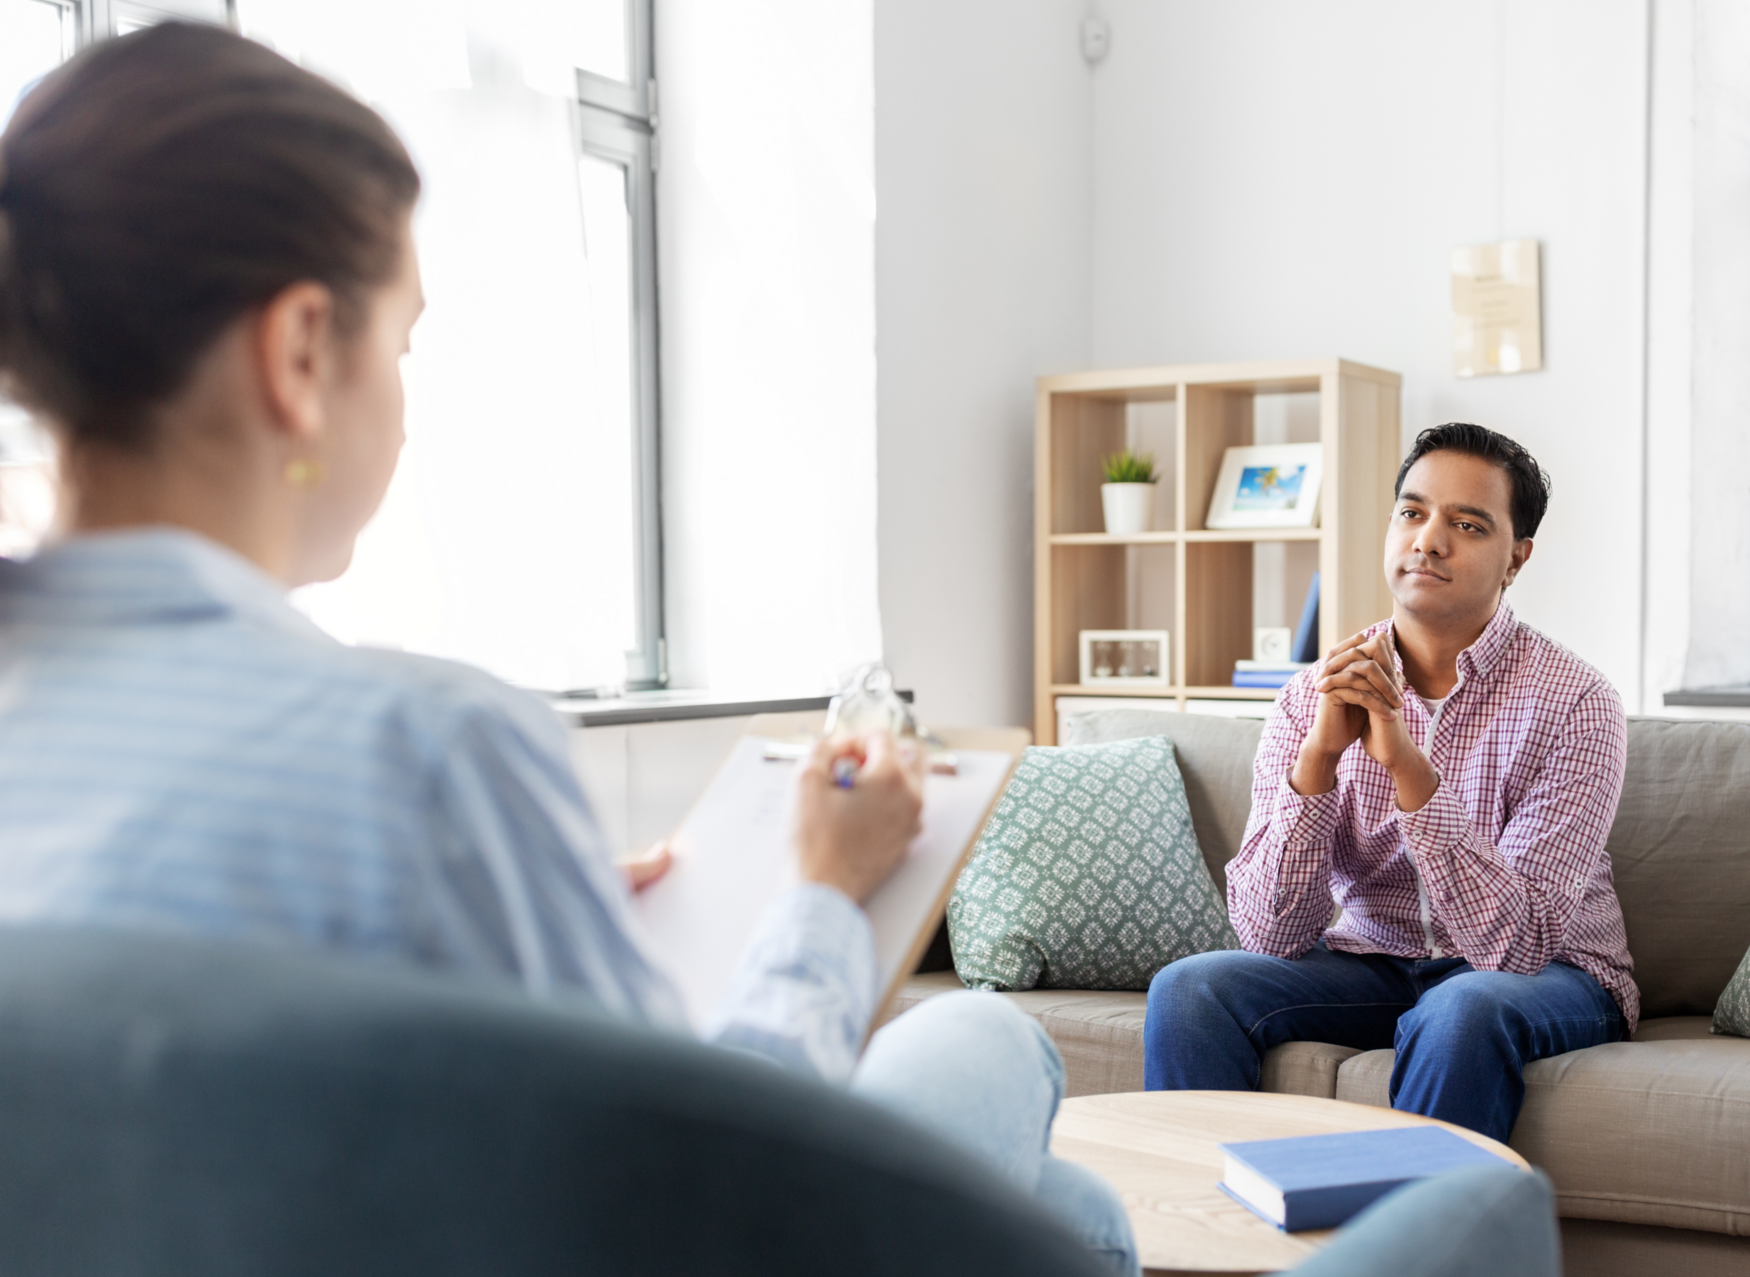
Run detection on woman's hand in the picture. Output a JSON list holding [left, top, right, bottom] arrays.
[[620, 842, 673, 894], [792, 732, 925, 904]]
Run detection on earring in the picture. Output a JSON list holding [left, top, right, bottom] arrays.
[[285, 458, 325, 488]]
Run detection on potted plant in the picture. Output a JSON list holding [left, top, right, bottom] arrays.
[[1101, 450, 1159, 535]]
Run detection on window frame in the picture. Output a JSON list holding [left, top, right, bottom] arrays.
[[7, 0, 80, 58], [55, 0, 665, 691], [76, 0, 234, 44], [576, 0, 664, 690]]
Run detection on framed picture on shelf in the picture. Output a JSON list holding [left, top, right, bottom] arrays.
[[1079, 630, 1170, 687], [1205, 443, 1323, 529]]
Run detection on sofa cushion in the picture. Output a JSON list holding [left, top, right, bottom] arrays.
[[1259, 1039, 1362, 1098], [1058, 710, 1264, 894], [1610, 719, 1750, 1017], [1330, 1018, 1750, 1237], [947, 736, 1236, 991]]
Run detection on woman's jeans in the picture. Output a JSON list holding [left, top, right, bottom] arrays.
[[1144, 942, 1623, 1144], [852, 990, 1139, 1276], [1292, 1164, 1562, 1277]]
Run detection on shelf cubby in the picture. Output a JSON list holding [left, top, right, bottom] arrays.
[[1034, 359, 1401, 743]]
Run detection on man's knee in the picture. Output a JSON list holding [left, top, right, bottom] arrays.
[[1400, 971, 1531, 1044], [1147, 948, 1268, 1017]]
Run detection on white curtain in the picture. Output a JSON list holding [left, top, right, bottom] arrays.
[[1684, 0, 1750, 691], [656, 0, 884, 695], [240, 0, 640, 693]]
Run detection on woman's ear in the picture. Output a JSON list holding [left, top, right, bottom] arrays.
[[253, 282, 337, 445], [1502, 537, 1534, 589]]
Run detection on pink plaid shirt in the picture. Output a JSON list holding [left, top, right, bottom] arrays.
[[1229, 600, 1639, 1033]]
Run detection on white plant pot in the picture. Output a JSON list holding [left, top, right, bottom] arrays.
[[1101, 482, 1156, 535]]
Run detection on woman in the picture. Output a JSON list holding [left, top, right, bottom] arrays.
[[0, 23, 1134, 1273]]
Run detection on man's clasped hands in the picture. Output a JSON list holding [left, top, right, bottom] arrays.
[[1290, 629, 1443, 813]]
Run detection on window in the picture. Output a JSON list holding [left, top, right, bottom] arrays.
[[108, 0, 230, 38], [0, 1, 662, 695], [0, 0, 75, 125], [573, 4, 661, 690], [238, 0, 664, 695]]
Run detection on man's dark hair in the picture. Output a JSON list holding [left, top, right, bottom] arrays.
[[0, 22, 420, 450], [1394, 423, 1551, 540]]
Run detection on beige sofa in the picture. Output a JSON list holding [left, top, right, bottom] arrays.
[[893, 712, 1750, 1277]]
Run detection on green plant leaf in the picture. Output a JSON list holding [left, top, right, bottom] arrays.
[[1101, 450, 1158, 484]]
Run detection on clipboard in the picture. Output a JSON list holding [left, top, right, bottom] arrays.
[[631, 711, 1028, 1032]]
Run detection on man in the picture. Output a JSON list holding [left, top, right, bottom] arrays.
[[1143, 423, 1635, 1144]]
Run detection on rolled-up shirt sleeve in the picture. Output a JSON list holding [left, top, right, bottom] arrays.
[[1225, 677, 1347, 957], [704, 883, 877, 1085], [423, 688, 693, 1028]]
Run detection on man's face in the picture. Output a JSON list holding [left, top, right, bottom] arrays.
[[1385, 450, 1532, 626]]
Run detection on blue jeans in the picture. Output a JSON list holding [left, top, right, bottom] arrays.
[[852, 991, 1139, 1276], [1144, 942, 1623, 1144]]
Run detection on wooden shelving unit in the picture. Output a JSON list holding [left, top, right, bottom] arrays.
[[1034, 358, 1402, 744]]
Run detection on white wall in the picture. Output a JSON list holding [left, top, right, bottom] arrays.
[[867, 0, 1750, 725], [1089, 0, 1652, 704], [570, 717, 749, 855], [874, 0, 1093, 729], [657, 0, 883, 697]]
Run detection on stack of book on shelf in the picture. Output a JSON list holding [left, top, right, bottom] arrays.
[[1233, 572, 1320, 691], [1232, 660, 1310, 689]]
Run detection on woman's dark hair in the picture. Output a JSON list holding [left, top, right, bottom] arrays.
[[1394, 423, 1551, 540], [0, 22, 420, 450]]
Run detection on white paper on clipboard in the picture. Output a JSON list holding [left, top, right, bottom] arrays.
[[631, 736, 1018, 1030]]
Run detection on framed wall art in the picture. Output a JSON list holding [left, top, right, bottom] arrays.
[[1205, 443, 1323, 530], [1079, 629, 1170, 687]]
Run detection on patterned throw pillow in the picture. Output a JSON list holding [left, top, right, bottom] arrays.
[[947, 735, 1238, 992], [1712, 946, 1750, 1036]]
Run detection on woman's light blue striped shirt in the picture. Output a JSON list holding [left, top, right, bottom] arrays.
[[0, 529, 874, 1081]]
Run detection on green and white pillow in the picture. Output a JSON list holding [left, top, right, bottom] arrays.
[[1712, 946, 1750, 1037], [947, 735, 1238, 992]]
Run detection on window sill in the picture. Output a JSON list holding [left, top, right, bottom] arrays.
[[1662, 687, 1750, 709], [551, 691, 833, 729], [551, 687, 915, 728]]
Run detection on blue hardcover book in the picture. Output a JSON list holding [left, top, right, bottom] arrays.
[[1231, 670, 1297, 688], [1218, 1126, 1508, 1232], [1291, 572, 1321, 664]]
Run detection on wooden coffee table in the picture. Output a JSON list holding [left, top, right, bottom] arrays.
[[1049, 1091, 1529, 1277]]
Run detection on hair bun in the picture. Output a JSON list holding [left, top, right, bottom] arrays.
[[0, 23, 419, 445]]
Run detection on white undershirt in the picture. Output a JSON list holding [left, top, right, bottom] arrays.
[[1406, 691, 1448, 958]]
